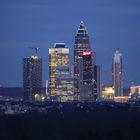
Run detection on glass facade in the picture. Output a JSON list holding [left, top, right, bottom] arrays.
[[55, 66, 74, 101], [49, 43, 69, 97]]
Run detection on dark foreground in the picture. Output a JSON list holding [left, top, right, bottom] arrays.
[[0, 106, 140, 140]]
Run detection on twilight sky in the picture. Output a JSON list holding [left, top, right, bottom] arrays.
[[0, 0, 140, 87]]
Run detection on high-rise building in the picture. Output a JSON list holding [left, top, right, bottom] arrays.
[[49, 43, 69, 98], [23, 55, 42, 101], [112, 49, 123, 96], [55, 66, 74, 101], [74, 21, 91, 99]]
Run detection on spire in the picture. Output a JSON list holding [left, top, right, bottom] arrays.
[[77, 21, 88, 35], [79, 21, 85, 29]]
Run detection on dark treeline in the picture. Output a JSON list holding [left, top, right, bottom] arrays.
[[0, 106, 140, 140]]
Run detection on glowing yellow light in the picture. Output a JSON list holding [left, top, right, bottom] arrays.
[[31, 56, 39, 59]]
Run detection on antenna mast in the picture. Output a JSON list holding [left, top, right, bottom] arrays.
[[29, 47, 40, 55]]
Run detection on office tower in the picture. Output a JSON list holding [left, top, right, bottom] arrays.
[[112, 49, 123, 96], [49, 43, 69, 98], [55, 66, 74, 101], [74, 21, 91, 99], [23, 55, 42, 101]]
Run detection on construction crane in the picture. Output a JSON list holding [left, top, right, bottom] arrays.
[[28, 47, 40, 55]]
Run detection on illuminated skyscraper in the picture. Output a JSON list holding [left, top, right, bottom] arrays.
[[112, 49, 123, 96], [74, 21, 91, 99], [49, 43, 69, 98], [23, 55, 42, 101]]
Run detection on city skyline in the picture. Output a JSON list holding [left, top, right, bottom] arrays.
[[0, 0, 140, 87]]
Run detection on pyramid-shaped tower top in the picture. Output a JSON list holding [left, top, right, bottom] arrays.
[[77, 21, 88, 35]]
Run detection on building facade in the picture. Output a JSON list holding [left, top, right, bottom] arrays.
[[55, 66, 74, 101], [79, 50, 94, 101], [82, 51, 93, 85], [49, 43, 69, 98], [23, 55, 42, 101], [112, 49, 123, 96]]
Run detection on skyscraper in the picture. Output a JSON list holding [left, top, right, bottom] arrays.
[[49, 43, 69, 98], [112, 49, 123, 96], [74, 21, 91, 99], [23, 55, 42, 101]]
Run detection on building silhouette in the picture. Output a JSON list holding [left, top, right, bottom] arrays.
[[49, 43, 69, 99], [23, 55, 42, 101], [112, 49, 123, 96]]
